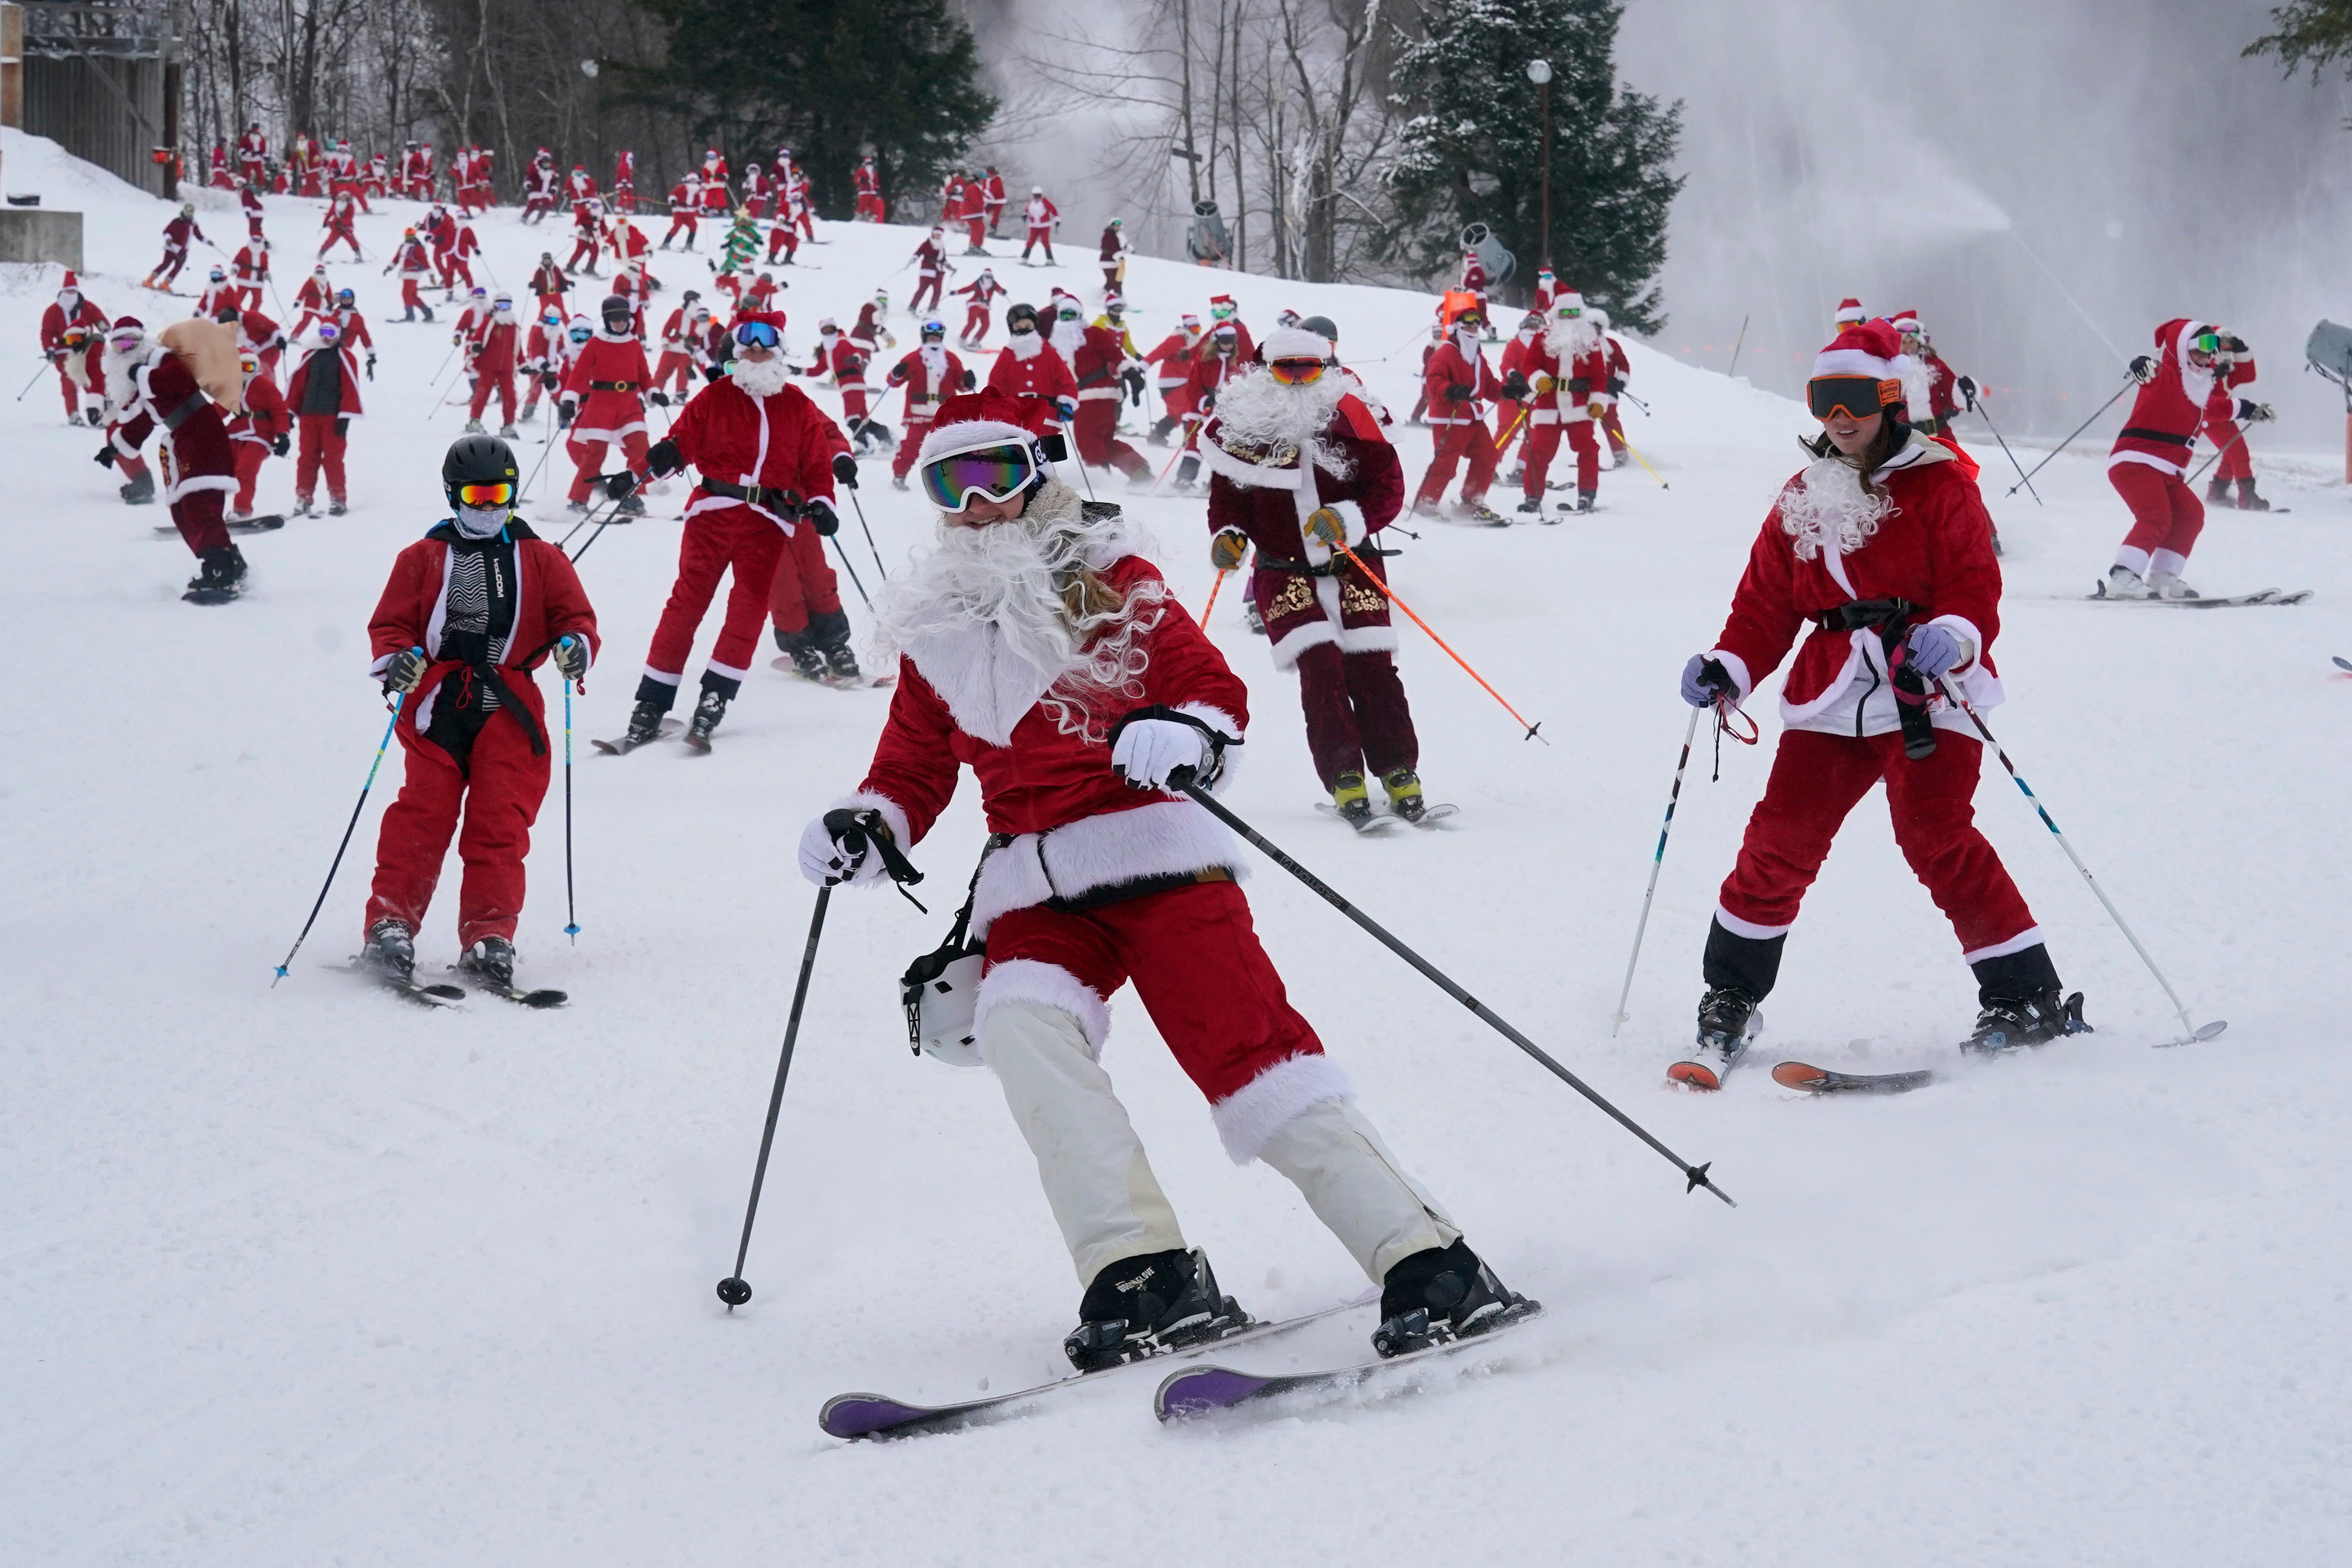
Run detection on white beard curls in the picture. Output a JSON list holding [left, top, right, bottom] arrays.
[[731, 352, 790, 398], [872, 479, 1168, 741], [1208, 366, 1351, 476], [1545, 317, 1600, 363], [1777, 452, 1894, 561]]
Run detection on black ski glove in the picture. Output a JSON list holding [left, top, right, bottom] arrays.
[[2221, 335, 2249, 355], [1607, 376, 1627, 396], [552, 634, 590, 684], [960, 369, 976, 390], [365, 352, 377, 381], [1957, 375, 1977, 407], [541, 371, 561, 391], [703, 364, 723, 382], [832, 452, 861, 488], [558, 400, 576, 429], [336, 417, 350, 439], [95, 444, 117, 468], [2237, 398, 2275, 423], [272, 433, 290, 457], [806, 496, 840, 536], [2129, 355, 2157, 384], [1443, 382, 1473, 401], [1501, 372, 1531, 401], [645, 438, 683, 478], [648, 389, 670, 407], [383, 646, 429, 696]]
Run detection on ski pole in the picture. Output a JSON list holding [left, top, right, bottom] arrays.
[[715, 884, 831, 1309], [1609, 704, 1704, 1035], [1149, 415, 1200, 496], [271, 677, 412, 986], [2007, 377, 2131, 497], [829, 452, 888, 581], [424, 334, 462, 401], [1616, 428, 1670, 489], [1933, 676, 2222, 1045], [567, 490, 635, 564], [1621, 391, 1652, 416], [1326, 535, 1548, 743], [561, 647, 580, 943], [827, 535, 873, 609], [521, 406, 563, 498], [1972, 396, 2040, 505], [16, 360, 51, 401], [1169, 769, 1734, 1207], [1726, 314, 1749, 379], [1200, 567, 1231, 626], [2186, 424, 2253, 486]]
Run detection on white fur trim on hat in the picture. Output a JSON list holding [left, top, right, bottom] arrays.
[[1262, 326, 1332, 362], [916, 418, 1034, 466], [1813, 346, 1894, 380]]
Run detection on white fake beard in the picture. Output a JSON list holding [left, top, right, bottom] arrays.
[[1778, 451, 1894, 562], [1006, 329, 1043, 360], [731, 353, 789, 398], [1545, 317, 1599, 362], [1050, 318, 1087, 358], [873, 480, 1166, 741], [101, 342, 155, 413], [919, 343, 947, 377], [1209, 366, 1350, 476], [1898, 355, 1934, 420]]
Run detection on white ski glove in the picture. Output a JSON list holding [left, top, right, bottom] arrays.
[[798, 811, 892, 887], [1110, 717, 1211, 790]]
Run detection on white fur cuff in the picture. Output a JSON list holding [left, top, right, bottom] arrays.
[[829, 791, 913, 853], [1211, 1052, 1355, 1164], [975, 958, 1112, 1057]]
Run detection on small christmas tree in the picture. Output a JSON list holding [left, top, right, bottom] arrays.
[[1383, 0, 1682, 333]]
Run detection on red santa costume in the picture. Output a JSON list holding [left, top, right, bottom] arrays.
[[663, 178, 701, 248], [147, 206, 207, 287], [1167, 324, 1248, 488], [654, 297, 706, 396], [40, 273, 110, 423], [365, 471, 600, 960], [1413, 309, 1506, 516], [951, 268, 1008, 346], [697, 150, 731, 214], [1020, 189, 1058, 261], [523, 154, 560, 222], [1201, 330, 1426, 813], [986, 306, 1078, 438], [319, 193, 362, 260], [909, 228, 950, 315], [614, 149, 637, 213], [1068, 319, 1150, 481], [388, 231, 436, 320], [799, 388, 1524, 1361], [1142, 315, 1201, 442], [1458, 250, 1489, 321], [290, 267, 333, 338], [1535, 293, 1609, 511], [886, 331, 973, 481], [230, 241, 271, 312], [104, 319, 240, 564], [622, 314, 848, 737], [467, 296, 523, 430], [284, 328, 365, 512], [1679, 321, 2076, 1077], [215, 302, 288, 387], [239, 124, 268, 184], [853, 157, 885, 222], [2106, 319, 2262, 598], [227, 352, 289, 516], [240, 181, 267, 241], [804, 317, 876, 428], [2200, 339, 2265, 509], [558, 301, 654, 505]]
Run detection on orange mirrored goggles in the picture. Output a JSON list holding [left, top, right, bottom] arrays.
[[1265, 357, 1328, 385], [1806, 375, 1901, 421], [456, 481, 516, 507]]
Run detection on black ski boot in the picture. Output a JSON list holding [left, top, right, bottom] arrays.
[[2206, 474, 2234, 508], [458, 935, 516, 989], [1371, 1239, 1535, 1359], [1963, 990, 2089, 1055], [1063, 1247, 1248, 1372], [809, 609, 861, 682], [683, 688, 728, 751], [120, 469, 156, 505], [1679, 985, 1761, 1088], [616, 493, 646, 517], [1514, 496, 1542, 516], [2236, 476, 2270, 513], [363, 918, 416, 981], [774, 626, 830, 681]]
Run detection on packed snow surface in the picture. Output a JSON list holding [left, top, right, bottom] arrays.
[[4, 129, 2349, 1565]]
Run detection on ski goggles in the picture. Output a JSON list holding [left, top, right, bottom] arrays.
[[316, 323, 342, 342], [455, 481, 516, 507], [1806, 374, 1901, 421], [918, 441, 1040, 512], [108, 329, 144, 352], [568, 326, 594, 343], [2189, 330, 2222, 357], [734, 319, 781, 350], [1265, 357, 1328, 385]]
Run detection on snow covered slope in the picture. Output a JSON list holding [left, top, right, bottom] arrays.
[[4, 126, 2350, 1565]]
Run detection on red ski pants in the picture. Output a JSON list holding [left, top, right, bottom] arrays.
[[566, 430, 648, 504], [1416, 418, 1498, 506], [664, 216, 697, 247], [654, 350, 693, 395], [1294, 643, 1417, 792], [767, 519, 843, 637], [1718, 729, 2035, 958], [470, 366, 517, 425], [400, 278, 430, 311], [768, 225, 798, 262], [910, 273, 943, 314], [295, 414, 347, 503], [961, 304, 991, 343], [1022, 227, 1054, 260], [983, 880, 1325, 1105], [966, 216, 987, 249], [891, 416, 938, 479], [1567, 420, 1601, 492], [2205, 417, 2252, 482], [1520, 421, 1560, 498], [168, 487, 230, 555], [366, 706, 550, 948], [1602, 404, 1628, 455], [2109, 462, 2205, 570], [857, 194, 886, 222], [319, 226, 360, 259], [644, 505, 788, 692], [232, 441, 268, 513], [1073, 399, 1148, 478]]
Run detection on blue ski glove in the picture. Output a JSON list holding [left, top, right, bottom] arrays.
[[1903, 623, 1968, 679], [1679, 654, 1733, 708]]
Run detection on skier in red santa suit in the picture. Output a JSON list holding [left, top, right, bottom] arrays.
[[2197, 333, 2267, 512], [981, 166, 1008, 233], [1201, 328, 1430, 824], [2104, 320, 2270, 599], [1020, 187, 1058, 261], [1674, 321, 2083, 1086], [1553, 293, 1610, 514], [557, 295, 655, 513], [194, 266, 240, 319], [212, 301, 288, 388], [1167, 321, 1248, 490], [230, 239, 272, 312], [225, 347, 289, 519], [1067, 305, 1152, 484], [1142, 312, 1202, 444], [290, 264, 334, 337], [986, 302, 1078, 449], [284, 319, 365, 516], [144, 204, 207, 289], [1494, 311, 1542, 477], [663, 176, 702, 249], [464, 292, 523, 436], [239, 123, 268, 184], [1458, 248, 1490, 324], [360, 433, 600, 994], [386, 228, 437, 322], [240, 179, 268, 242], [319, 191, 362, 260], [885, 319, 975, 486], [617, 312, 851, 746], [952, 267, 1008, 348], [803, 316, 884, 451], [1412, 305, 1514, 522], [653, 289, 707, 397], [909, 226, 951, 316], [40, 272, 111, 424], [1888, 308, 1974, 444], [100, 317, 245, 595], [799, 389, 1531, 1364]]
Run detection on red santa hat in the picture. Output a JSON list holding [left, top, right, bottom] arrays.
[[58, 271, 81, 297], [112, 314, 145, 331], [916, 387, 1055, 465], [1208, 293, 1237, 317], [1833, 296, 1867, 326], [1889, 306, 1921, 334], [1811, 320, 1911, 408]]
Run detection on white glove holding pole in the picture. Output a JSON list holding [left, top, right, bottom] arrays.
[[1110, 718, 1211, 790], [797, 812, 891, 887]]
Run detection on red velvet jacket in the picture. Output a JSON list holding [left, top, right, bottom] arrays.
[[1421, 337, 1502, 425], [987, 338, 1076, 409], [228, 372, 288, 447], [2110, 318, 2215, 477], [559, 332, 652, 442], [667, 375, 845, 531]]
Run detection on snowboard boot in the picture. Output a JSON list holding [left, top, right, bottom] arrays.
[[809, 609, 861, 681], [2235, 476, 2270, 512], [1963, 990, 2089, 1055], [1684, 984, 1761, 1087], [684, 688, 728, 749], [1063, 1247, 1248, 1372], [1382, 766, 1428, 824], [363, 917, 416, 981], [186, 545, 248, 599], [464, 418, 486, 434], [1371, 1240, 1534, 1359], [624, 700, 669, 747], [1332, 770, 1376, 830], [2104, 565, 2152, 599], [774, 626, 830, 681], [120, 469, 156, 505], [2206, 474, 2233, 507], [458, 935, 516, 990]]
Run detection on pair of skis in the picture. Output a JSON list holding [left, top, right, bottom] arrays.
[[1313, 800, 1459, 835], [1669, 1018, 2229, 1097], [2084, 582, 2310, 609], [819, 1294, 1540, 1440], [340, 963, 567, 1009]]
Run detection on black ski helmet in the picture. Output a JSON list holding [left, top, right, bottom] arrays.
[[1006, 302, 1039, 333], [1299, 315, 1339, 343], [600, 294, 632, 331], [443, 433, 520, 510]]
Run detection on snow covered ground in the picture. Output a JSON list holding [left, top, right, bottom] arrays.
[[5, 127, 2350, 1564]]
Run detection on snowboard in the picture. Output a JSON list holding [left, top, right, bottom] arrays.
[[590, 716, 681, 755], [157, 514, 285, 537]]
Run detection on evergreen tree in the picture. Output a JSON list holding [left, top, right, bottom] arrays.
[[621, 0, 996, 219], [1382, 0, 1681, 333]]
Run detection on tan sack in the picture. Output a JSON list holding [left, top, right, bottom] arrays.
[[156, 318, 244, 417]]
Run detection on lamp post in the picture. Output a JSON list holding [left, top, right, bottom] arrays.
[[1527, 59, 1552, 270]]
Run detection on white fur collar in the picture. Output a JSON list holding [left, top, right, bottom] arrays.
[[903, 622, 1060, 748]]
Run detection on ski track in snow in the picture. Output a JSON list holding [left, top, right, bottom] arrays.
[[3, 128, 2349, 1565]]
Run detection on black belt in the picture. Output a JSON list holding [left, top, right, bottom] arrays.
[[701, 478, 799, 511], [587, 380, 638, 392], [1813, 596, 1918, 632], [160, 393, 208, 432], [2118, 426, 2192, 448], [1256, 545, 1398, 576], [1046, 866, 1232, 914]]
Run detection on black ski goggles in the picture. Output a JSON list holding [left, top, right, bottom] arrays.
[[1806, 375, 1902, 422]]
